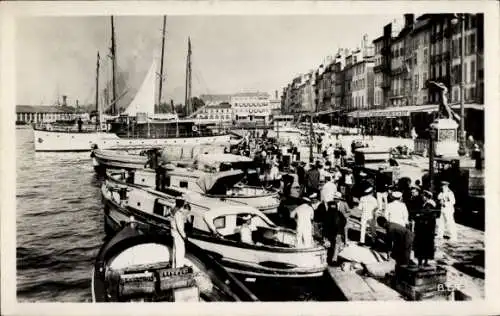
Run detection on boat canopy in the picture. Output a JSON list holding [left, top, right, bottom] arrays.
[[195, 153, 253, 170], [196, 169, 245, 195]]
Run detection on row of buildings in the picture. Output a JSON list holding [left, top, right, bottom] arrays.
[[191, 92, 281, 125], [280, 13, 484, 138], [16, 96, 90, 124]]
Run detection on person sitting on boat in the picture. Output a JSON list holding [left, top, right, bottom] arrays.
[[171, 198, 188, 268], [238, 215, 255, 244], [290, 193, 319, 248]]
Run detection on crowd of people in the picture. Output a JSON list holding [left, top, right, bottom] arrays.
[[231, 129, 459, 271]]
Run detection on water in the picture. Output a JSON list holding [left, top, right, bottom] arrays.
[[16, 128, 104, 302], [16, 128, 336, 302]]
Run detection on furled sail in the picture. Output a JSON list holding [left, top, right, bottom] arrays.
[[123, 59, 157, 117]]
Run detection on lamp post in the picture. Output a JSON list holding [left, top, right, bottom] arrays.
[[452, 13, 467, 156]]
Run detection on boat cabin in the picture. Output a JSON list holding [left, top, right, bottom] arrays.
[[186, 205, 296, 248], [108, 115, 215, 139]]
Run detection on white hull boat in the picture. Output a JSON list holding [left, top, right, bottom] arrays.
[[91, 146, 225, 173], [92, 221, 258, 302], [110, 161, 281, 214], [34, 128, 231, 152], [101, 176, 327, 278]]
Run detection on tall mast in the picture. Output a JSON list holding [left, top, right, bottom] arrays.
[[110, 16, 117, 115], [184, 37, 192, 116], [157, 15, 167, 108], [95, 51, 100, 130]]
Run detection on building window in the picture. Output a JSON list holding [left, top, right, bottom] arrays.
[[423, 72, 428, 85], [423, 95, 428, 103], [413, 96, 417, 105], [464, 62, 468, 83], [442, 63, 447, 77], [470, 33, 476, 54], [453, 88, 459, 102], [471, 60, 476, 82]]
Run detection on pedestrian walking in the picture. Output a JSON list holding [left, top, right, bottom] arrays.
[[375, 167, 390, 212], [323, 196, 348, 265], [436, 181, 457, 242]]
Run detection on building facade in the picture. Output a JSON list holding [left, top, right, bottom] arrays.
[[450, 13, 484, 105], [194, 102, 233, 123], [231, 92, 271, 124], [280, 13, 484, 125], [16, 105, 89, 124], [410, 16, 432, 106]]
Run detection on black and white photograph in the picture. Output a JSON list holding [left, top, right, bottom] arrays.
[[1, 1, 499, 315]]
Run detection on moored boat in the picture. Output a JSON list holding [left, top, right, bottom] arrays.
[[92, 221, 259, 302], [101, 177, 328, 279], [110, 163, 281, 214], [91, 145, 225, 174], [34, 18, 234, 152]]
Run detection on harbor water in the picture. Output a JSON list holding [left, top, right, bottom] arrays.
[[15, 128, 336, 302]]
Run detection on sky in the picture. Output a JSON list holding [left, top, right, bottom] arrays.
[[16, 14, 403, 107]]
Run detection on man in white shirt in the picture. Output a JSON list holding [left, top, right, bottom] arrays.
[[171, 198, 188, 268], [436, 181, 457, 242], [326, 144, 335, 165], [291, 193, 319, 248], [321, 176, 337, 204], [359, 186, 378, 245], [385, 191, 409, 228]]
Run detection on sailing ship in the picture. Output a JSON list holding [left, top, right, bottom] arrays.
[[34, 16, 233, 152], [101, 174, 328, 278], [91, 220, 259, 302]]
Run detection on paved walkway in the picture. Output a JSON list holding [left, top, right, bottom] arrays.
[[345, 212, 484, 299]]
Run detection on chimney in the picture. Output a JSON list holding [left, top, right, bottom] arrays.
[[62, 95, 67, 107], [404, 14, 414, 28]]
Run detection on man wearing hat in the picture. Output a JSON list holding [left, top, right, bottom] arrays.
[[320, 175, 337, 205], [359, 186, 378, 245], [413, 190, 440, 266], [385, 191, 410, 228], [323, 194, 348, 265], [290, 193, 319, 248], [437, 181, 457, 242], [304, 161, 321, 197], [375, 167, 390, 212]]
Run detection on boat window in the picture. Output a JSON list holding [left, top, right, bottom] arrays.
[[179, 181, 189, 188], [213, 216, 226, 229]]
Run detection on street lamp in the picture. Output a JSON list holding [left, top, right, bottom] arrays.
[[451, 13, 466, 156]]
